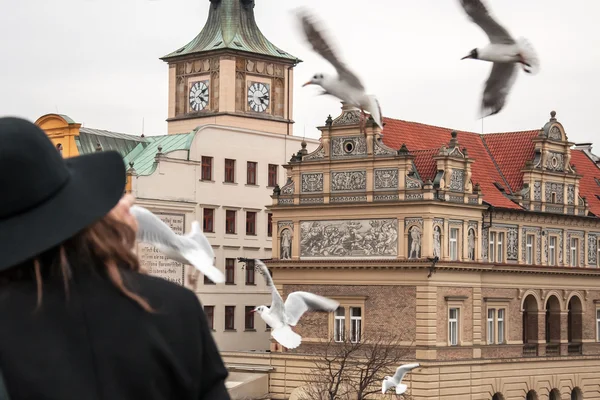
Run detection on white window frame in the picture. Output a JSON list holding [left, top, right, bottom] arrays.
[[549, 236, 557, 266], [570, 238, 579, 267], [489, 232, 496, 262], [334, 308, 345, 343], [497, 309, 505, 344], [487, 308, 495, 344], [350, 307, 362, 343], [449, 308, 459, 346], [526, 234, 534, 265], [497, 232, 504, 263], [450, 228, 459, 261]]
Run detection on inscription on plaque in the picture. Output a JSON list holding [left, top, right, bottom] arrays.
[[137, 213, 186, 285]]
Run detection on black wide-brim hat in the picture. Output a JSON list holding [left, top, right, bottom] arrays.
[[0, 117, 126, 271]]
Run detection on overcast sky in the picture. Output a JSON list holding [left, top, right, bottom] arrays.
[[1, 0, 599, 151]]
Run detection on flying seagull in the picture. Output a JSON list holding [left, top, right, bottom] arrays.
[[130, 206, 225, 284], [249, 259, 339, 349], [459, 0, 539, 117], [382, 363, 420, 395], [295, 7, 383, 135]]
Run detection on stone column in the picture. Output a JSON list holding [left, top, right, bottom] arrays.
[[560, 311, 569, 355]]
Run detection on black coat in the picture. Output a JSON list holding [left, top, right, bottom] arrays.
[[0, 267, 230, 400]]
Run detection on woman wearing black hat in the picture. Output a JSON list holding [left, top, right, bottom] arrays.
[[0, 117, 231, 400]]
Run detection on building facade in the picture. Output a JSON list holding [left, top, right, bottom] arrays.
[[222, 105, 600, 400], [36, 0, 319, 352]]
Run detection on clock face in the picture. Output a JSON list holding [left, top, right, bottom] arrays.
[[189, 80, 209, 112], [248, 82, 270, 113]]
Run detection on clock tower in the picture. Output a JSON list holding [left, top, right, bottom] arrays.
[[161, 0, 300, 135]]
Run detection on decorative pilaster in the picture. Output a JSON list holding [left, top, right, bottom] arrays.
[[415, 286, 437, 360]]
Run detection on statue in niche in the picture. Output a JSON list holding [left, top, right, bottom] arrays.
[[468, 229, 475, 260], [280, 229, 292, 260], [409, 226, 422, 259], [433, 226, 441, 258]]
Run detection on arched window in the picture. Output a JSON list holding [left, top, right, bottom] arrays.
[[571, 387, 583, 400], [492, 393, 504, 400], [526, 390, 538, 400], [567, 296, 583, 344], [549, 388, 561, 400]]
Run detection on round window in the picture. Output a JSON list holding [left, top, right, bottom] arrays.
[[551, 156, 558, 168], [343, 141, 354, 153]]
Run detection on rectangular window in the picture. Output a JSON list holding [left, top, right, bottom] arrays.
[[487, 308, 495, 344], [497, 232, 504, 263], [245, 259, 255, 285], [526, 234, 534, 264], [597, 309, 600, 342], [245, 306, 255, 330], [225, 306, 235, 330], [497, 309, 505, 344], [204, 305, 215, 330], [225, 258, 235, 284], [450, 228, 459, 261], [267, 213, 273, 237], [350, 307, 362, 343], [225, 210, 236, 234], [334, 307, 345, 342], [247, 161, 257, 185], [489, 232, 496, 262], [246, 211, 256, 235], [570, 238, 579, 267], [551, 192, 557, 204], [201, 156, 213, 181], [268, 164, 278, 187], [224, 159, 235, 183], [449, 308, 459, 346], [549, 236, 557, 266], [203, 208, 214, 233], [204, 273, 215, 285]]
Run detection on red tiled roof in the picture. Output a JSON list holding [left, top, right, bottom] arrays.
[[412, 149, 438, 181], [481, 130, 540, 192], [381, 117, 522, 210], [571, 150, 600, 216]]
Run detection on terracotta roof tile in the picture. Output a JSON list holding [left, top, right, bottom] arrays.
[[571, 150, 600, 216], [381, 117, 521, 210], [412, 149, 438, 181], [481, 130, 540, 192]]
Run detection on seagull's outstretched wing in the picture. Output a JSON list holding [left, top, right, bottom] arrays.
[[131, 206, 224, 284], [459, 0, 515, 44], [296, 7, 365, 91], [480, 62, 517, 117], [187, 221, 215, 261], [255, 259, 285, 319], [391, 363, 420, 384], [284, 291, 340, 326]]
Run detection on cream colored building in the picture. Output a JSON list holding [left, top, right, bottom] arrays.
[[36, 0, 319, 353], [221, 105, 600, 400]]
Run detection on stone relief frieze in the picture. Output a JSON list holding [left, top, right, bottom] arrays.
[[300, 197, 324, 205], [507, 227, 519, 261], [278, 221, 294, 231], [405, 176, 422, 189], [300, 219, 398, 258], [404, 218, 423, 229], [331, 171, 367, 192], [567, 185, 575, 205], [374, 138, 397, 156], [405, 193, 424, 201], [534, 181, 542, 201], [278, 198, 294, 205], [589, 234, 598, 266], [330, 195, 367, 203], [281, 178, 295, 195], [304, 146, 326, 161], [450, 169, 465, 192], [546, 205, 564, 214], [449, 195, 464, 203], [374, 194, 399, 201], [546, 152, 565, 172], [374, 169, 399, 190], [545, 182, 564, 203], [301, 173, 324, 193], [331, 136, 367, 159], [549, 126, 562, 140], [434, 218, 444, 228], [332, 110, 362, 125]]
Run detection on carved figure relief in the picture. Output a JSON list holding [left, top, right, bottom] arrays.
[[549, 126, 562, 140], [405, 175, 422, 189], [433, 226, 442, 258], [534, 181, 542, 201], [331, 171, 367, 192], [299, 219, 398, 258], [567, 185, 575, 205], [280, 229, 292, 260], [546, 152, 565, 172], [374, 169, 399, 190], [507, 228, 519, 261], [331, 137, 367, 158], [589, 234, 598, 266], [408, 226, 422, 259], [468, 229, 476, 260], [450, 169, 465, 192], [301, 173, 324, 193]]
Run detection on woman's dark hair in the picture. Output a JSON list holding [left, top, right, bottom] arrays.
[[0, 213, 152, 312]]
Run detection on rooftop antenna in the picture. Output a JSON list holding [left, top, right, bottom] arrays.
[[142, 117, 145, 136]]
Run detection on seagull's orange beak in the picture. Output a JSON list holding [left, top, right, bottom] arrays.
[[302, 80, 313, 87]]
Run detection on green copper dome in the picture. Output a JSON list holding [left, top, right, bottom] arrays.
[[161, 0, 299, 62]]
